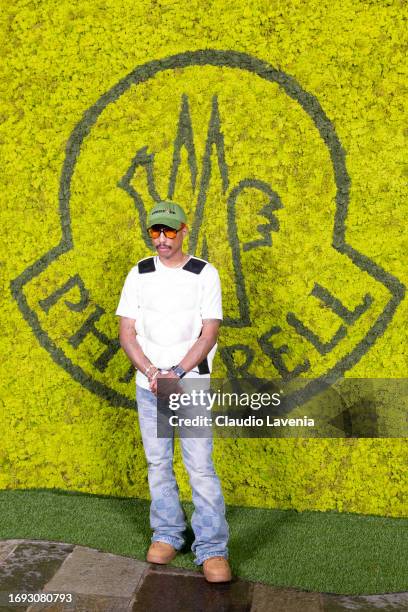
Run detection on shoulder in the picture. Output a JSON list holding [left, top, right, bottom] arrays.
[[182, 256, 208, 275], [183, 256, 219, 277], [136, 255, 156, 274], [186, 257, 221, 288], [124, 256, 156, 277], [121, 256, 155, 285]]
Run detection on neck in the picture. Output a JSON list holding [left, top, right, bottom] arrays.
[[158, 252, 189, 268]]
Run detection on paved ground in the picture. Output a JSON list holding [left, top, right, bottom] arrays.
[[0, 540, 407, 611]]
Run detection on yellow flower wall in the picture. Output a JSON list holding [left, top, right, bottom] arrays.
[[1, 0, 407, 516]]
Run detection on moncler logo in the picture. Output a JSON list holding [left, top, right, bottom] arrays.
[[11, 50, 405, 423]]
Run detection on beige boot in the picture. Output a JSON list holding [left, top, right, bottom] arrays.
[[146, 541, 177, 564], [203, 556, 232, 582]]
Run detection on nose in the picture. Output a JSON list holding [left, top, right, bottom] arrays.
[[158, 231, 167, 243]]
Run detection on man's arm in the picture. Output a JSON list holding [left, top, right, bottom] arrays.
[[150, 319, 220, 393], [179, 318, 220, 373], [118, 317, 158, 380]]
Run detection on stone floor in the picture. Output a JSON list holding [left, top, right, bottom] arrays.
[[0, 540, 407, 611]]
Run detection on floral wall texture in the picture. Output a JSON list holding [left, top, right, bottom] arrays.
[[1, 0, 407, 517]]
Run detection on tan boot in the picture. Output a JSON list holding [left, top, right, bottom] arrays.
[[203, 556, 232, 582], [146, 541, 177, 564]]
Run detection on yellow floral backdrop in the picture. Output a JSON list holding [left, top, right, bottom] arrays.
[[1, 0, 407, 517]]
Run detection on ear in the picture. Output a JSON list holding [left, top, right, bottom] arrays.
[[181, 224, 188, 237]]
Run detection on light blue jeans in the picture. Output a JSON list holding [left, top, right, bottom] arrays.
[[136, 385, 229, 565]]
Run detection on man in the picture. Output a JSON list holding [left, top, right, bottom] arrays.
[[115, 200, 231, 583]]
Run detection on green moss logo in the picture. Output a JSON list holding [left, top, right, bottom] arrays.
[[11, 51, 405, 411]]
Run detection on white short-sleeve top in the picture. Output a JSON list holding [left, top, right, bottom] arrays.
[[116, 255, 222, 389]]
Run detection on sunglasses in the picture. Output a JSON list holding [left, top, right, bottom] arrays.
[[148, 224, 184, 239]]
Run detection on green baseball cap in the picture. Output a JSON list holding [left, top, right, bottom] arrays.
[[146, 201, 187, 230]]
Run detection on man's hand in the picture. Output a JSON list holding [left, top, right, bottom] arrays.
[[150, 369, 183, 397]]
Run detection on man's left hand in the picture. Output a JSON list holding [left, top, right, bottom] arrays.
[[150, 369, 183, 396]]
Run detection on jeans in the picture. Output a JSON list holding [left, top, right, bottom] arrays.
[[136, 385, 229, 565]]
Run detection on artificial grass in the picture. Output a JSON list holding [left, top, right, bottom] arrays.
[[0, 488, 406, 595]]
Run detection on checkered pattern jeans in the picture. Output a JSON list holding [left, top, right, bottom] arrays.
[[136, 385, 229, 565]]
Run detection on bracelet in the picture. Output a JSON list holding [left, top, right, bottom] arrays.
[[145, 364, 153, 376], [150, 369, 159, 381]]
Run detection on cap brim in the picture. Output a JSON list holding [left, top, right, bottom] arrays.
[[147, 216, 183, 230]]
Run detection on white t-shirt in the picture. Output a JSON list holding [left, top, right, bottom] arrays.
[[116, 255, 222, 389]]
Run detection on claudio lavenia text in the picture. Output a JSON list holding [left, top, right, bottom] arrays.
[[168, 415, 315, 427]]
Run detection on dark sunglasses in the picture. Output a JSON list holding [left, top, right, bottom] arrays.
[[148, 224, 184, 239]]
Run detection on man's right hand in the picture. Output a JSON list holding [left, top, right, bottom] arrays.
[[148, 367, 160, 394]]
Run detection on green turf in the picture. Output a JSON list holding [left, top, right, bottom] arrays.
[[0, 489, 406, 595]]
